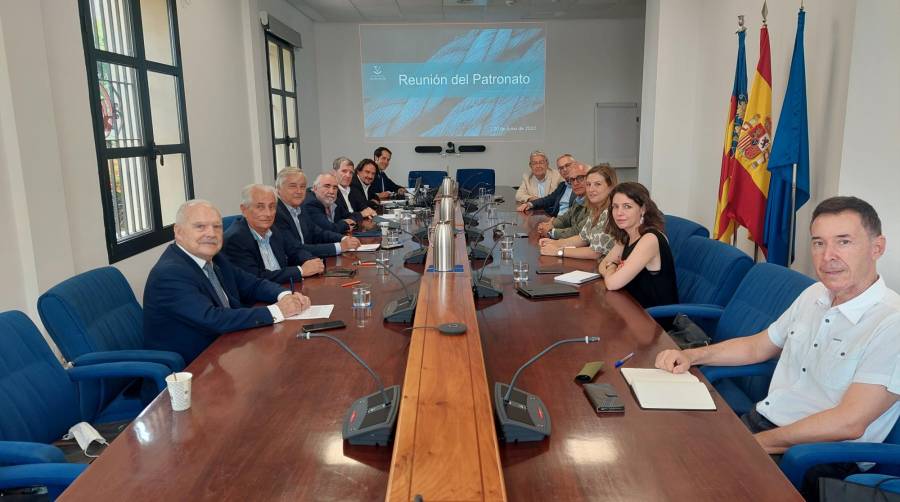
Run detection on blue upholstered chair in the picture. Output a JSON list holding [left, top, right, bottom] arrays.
[[646, 236, 753, 324], [780, 420, 900, 491], [222, 214, 240, 232], [844, 473, 900, 494], [408, 170, 447, 188], [0, 311, 168, 498], [37, 267, 184, 420], [664, 214, 709, 262], [699, 263, 815, 415], [456, 168, 495, 195]]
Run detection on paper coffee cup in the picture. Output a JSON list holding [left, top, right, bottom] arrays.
[[165, 372, 193, 411]]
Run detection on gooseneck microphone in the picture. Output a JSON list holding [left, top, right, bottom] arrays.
[[472, 227, 508, 299], [494, 336, 601, 442], [469, 221, 514, 261], [394, 223, 428, 265], [298, 332, 400, 446], [463, 200, 498, 227], [379, 262, 418, 323]]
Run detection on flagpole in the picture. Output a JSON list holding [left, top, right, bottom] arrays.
[[787, 164, 797, 269]]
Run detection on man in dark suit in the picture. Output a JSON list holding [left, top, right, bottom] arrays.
[[349, 159, 381, 212], [517, 154, 578, 218], [223, 184, 325, 284], [332, 156, 377, 220], [303, 173, 356, 234], [274, 167, 361, 257], [373, 146, 407, 199], [144, 200, 310, 363]]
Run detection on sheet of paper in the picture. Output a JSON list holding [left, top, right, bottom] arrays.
[[352, 243, 381, 252], [631, 381, 716, 410], [286, 304, 334, 320], [554, 270, 601, 285]]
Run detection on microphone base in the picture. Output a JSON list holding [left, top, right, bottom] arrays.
[[412, 228, 429, 245], [464, 227, 484, 244], [383, 293, 418, 323], [462, 201, 478, 213], [343, 385, 401, 446], [403, 247, 427, 264], [473, 277, 503, 298], [493, 383, 551, 443], [468, 244, 492, 261], [462, 215, 478, 227]]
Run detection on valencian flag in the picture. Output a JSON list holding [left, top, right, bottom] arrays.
[[713, 29, 748, 242], [728, 23, 773, 251], [764, 9, 810, 266]]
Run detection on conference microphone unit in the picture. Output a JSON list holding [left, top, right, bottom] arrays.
[[463, 200, 498, 227], [297, 332, 400, 446], [377, 219, 429, 264], [469, 220, 513, 262], [380, 262, 418, 323], [494, 336, 601, 442], [472, 228, 505, 299], [414, 145, 443, 154]]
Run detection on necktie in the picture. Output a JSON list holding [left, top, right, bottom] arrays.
[[326, 205, 333, 221], [291, 209, 305, 244], [203, 262, 230, 308]]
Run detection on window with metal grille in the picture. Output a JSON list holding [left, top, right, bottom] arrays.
[[78, 0, 193, 263], [265, 34, 300, 175]]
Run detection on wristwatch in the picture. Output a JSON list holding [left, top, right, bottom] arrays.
[[557, 248, 564, 257]]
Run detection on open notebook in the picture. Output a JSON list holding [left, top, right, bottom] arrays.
[[620, 368, 716, 411]]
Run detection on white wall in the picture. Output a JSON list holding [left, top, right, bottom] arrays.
[[640, 0, 858, 277], [839, 1, 900, 287], [313, 19, 645, 186], [0, 0, 318, 334]]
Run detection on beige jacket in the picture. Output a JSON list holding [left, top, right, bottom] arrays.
[[515, 169, 563, 203]]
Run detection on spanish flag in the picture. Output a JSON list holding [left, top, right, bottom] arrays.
[[729, 24, 773, 251], [713, 29, 748, 242]]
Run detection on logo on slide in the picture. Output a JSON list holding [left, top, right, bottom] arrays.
[[369, 65, 386, 81]]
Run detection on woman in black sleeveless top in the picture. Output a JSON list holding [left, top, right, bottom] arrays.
[[597, 182, 678, 312]]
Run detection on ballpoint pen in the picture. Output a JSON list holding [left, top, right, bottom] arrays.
[[289, 277, 295, 293], [614, 352, 635, 368]]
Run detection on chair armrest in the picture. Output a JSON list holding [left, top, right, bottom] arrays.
[[780, 442, 900, 488], [0, 463, 87, 494], [646, 304, 724, 320], [67, 361, 170, 394], [73, 350, 185, 372], [0, 442, 65, 465], [700, 360, 778, 384]]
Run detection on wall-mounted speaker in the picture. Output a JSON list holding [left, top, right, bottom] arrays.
[[458, 145, 486, 153], [414, 145, 444, 154]]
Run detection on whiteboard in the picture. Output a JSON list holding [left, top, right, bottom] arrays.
[[594, 102, 640, 169]]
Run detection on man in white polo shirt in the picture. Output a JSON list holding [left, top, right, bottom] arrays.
[[656, 196, 900, 500]]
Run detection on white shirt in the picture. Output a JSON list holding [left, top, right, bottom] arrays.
[[338, 185, 353, 211], [175, 243, 290, 322], [759, 277, 900, 445]]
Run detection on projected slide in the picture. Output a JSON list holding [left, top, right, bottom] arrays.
[[360, 24, 546, 140]]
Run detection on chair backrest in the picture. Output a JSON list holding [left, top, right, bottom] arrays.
[[674, 236, 753, 308], [408, 170, 447, 188], [716, 263, 815, 342], [222, 214, 240, 232], [456, 168, 495, 194], [38, 266, 143, 360], [0, 311, 81, 444], [664, 214, 709, 262]]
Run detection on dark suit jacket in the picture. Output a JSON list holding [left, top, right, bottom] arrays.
[[143, 244, 285, 363], [374, 169, 403, 193], [274, 198, 342, 257], [302, 192, 355, 234], [349, 175, 380, 211], [222, 217, 314, 284], [530, 182, 573, 217], [335, 189, 365, 223]]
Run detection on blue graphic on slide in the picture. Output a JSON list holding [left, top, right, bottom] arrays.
[[361, 26, 546, 139]]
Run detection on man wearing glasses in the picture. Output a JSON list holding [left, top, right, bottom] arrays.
[[536, 163, 589, 239], [517, 153, 577, 220], [515, 150, 562, 203]]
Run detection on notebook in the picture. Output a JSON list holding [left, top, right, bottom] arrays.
[[515, 283, 579, 299], [620, 368, 716, 411], [554, 270, 601, 286]]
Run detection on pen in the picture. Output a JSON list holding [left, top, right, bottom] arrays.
[[614, 352, 635, 368], [341, 280, 362, 288], [289, 277, 295, 293]]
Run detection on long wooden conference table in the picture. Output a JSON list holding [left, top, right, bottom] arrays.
[[59, 188, 801, 501]]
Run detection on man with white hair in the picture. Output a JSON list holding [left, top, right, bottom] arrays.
[[303, 173, 357, 234], [144, 199, 311, 363], [273, 167, 361, 256], [223, 184, 325, 283]]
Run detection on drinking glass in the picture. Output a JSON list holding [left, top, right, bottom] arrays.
[[513, 261, 529, 283], [352, 283, 372, 308], [499, 235, 515, 253]]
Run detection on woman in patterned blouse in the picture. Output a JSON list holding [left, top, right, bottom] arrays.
[[539, 164, 617, 260]]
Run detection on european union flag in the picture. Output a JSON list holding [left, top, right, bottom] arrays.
[[764, 9, 810, 266]]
